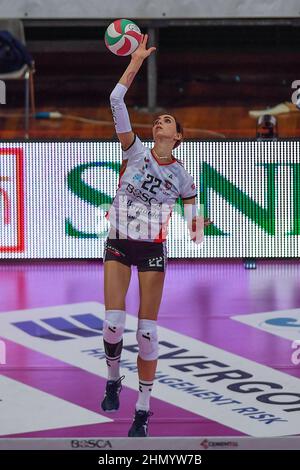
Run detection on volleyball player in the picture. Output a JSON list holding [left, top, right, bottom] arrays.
[[101, 34, 212, 437]]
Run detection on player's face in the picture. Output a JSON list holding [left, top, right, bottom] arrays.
[[152, 115, 178, 143]]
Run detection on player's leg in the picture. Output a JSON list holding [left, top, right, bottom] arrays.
[[128, 245, 166, 436], [136, 269, 165, 390], [101, 238, 132, 412]]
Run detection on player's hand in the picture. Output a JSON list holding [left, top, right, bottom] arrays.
[[204, 217, 213, 227], [131, 34, 156, 61], [189, 216, 213, 245]]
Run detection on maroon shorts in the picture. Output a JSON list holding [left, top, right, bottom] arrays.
[[103, 236, 167, 272]]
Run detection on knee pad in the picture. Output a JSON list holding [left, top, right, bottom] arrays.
[[136, 319, 159, 361], [103, 310, 126, 344]]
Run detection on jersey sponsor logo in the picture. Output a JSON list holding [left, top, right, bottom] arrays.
[[165, 180, 173, 190], [133, 173, 143, 182], [109, 194, 171, 240], [127, 199, 161, 219], [126, 183, 159, 205], [1, 302, 300, 437], [106, 246, 125, 258], [142, 157, 149, 170]]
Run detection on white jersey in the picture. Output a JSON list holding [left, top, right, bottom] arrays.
[[107, 135, 197, 242]]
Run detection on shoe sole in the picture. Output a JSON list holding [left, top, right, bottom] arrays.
[[101, 407, 119, 413], [101, 400, 120, 413]]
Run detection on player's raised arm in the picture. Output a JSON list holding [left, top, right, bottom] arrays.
[[110, 34, 156, 151]]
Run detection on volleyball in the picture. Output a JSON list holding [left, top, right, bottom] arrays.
[[104, 19, 142, 56]]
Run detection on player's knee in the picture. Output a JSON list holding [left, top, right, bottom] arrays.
[[136, 319, 159, 361], [103, 309, 126, 344]]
